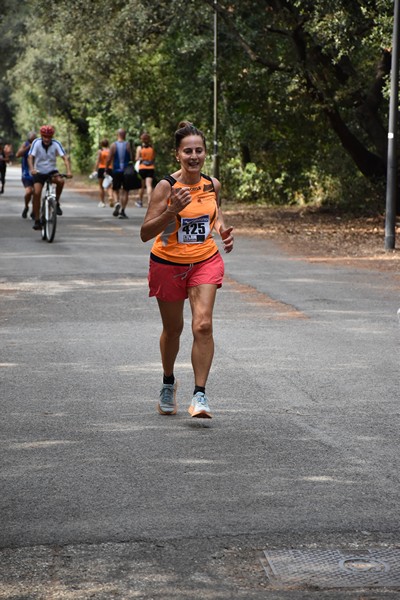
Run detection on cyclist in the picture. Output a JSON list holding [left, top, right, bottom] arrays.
[[28, 125, 72, 231]]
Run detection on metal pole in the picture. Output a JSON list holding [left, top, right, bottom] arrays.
[[212, 0, 219, 180], [385, 0, 400, 250]]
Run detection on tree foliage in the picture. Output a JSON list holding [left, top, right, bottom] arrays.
[[2, 0, 396, 209]]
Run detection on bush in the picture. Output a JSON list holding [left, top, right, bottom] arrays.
[[222, 158, 285, 204], [220, 156, 385, 214]]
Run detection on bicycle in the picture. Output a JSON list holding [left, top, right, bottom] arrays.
[[40, 174, 67, 243]]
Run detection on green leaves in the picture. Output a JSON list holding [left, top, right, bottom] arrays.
[[3, 0, 395, 209]]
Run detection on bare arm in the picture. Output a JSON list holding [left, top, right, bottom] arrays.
[[135, 146, 141, 161], [94, 149, 101, 170], [140, 180, 192, 242], [61, 154, 72, 177], [16, 142, 29, 158], [27, 153, 35, 173], [106, 144, 115, 169], [212, 178, 234, 253]]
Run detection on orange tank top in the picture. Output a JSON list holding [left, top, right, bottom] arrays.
[[151, 174, 219, 264], [98, 148, 110, 169], [139, 145, 155, 169]]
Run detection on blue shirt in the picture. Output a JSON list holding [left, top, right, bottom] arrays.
[[21, 141, 32, 179], [113, 141, 130, 172]]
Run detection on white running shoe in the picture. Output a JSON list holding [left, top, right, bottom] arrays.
[[158, 381, 178, 415], [188, 392, 212, 418], [98, 202, 106, 207]]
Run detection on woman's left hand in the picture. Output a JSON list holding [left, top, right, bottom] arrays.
[[220, 226, 234, 253]]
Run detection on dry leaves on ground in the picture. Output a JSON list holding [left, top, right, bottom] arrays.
[[223, 205, 400, 273]]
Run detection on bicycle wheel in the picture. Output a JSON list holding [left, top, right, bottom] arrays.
[[45, 197, 57, 243], [40, 200, 47, 240]]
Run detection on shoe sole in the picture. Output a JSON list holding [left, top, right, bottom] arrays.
[[188, 405, 212, 419], [157, 381, 178, 415], [157, 404, 178, 415]]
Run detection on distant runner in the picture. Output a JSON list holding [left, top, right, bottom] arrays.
[[16, 131, 37, 219]]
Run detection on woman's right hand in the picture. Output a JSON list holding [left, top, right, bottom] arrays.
[[167, 186, 192, 215]]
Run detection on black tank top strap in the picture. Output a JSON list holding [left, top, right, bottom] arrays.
[[163, 174, 177, 186], [200, 173, 215, 191]]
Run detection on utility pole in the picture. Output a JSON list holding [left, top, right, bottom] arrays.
[[385, 0, 400, 250], [212, 0, 219, 180]]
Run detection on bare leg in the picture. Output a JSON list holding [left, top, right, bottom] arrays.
[[157, 299, 185, 377], [32, 182, 43, 221], [24, 186, 33, 208], [98, 180, 105, 203], [188, 284, 218, 387], [145, 176, 153, 204], [112, 188, 120, 206], [120, 189, 129, 210], [54, 176, 65, 203], [139, 179, 145, 203]]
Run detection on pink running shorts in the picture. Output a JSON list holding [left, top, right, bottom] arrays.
[[148, 252, 224, 302]]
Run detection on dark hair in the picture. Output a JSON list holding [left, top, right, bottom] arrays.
[[100, 138, 109, 148], [175, 121, 206, 150]]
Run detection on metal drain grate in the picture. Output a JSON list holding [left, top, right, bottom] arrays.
[[261, 548, 400, 589]]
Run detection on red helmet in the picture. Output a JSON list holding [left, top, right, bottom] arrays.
[[40, 125, 55, 137]]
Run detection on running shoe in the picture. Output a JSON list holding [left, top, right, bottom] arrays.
[[32, 220, 42, 231], [118, 210, 128, 219], [98, 201, 106, 207], [188, 392, 212, 418], [158, 381, 178, 415], [22, 207, 29, 219], [135, 201, 143, 208], [56, 203, 63, 216], [113, 202, 121, 217]]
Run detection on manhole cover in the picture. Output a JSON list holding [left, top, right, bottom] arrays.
[[261, 548, 400, 589]]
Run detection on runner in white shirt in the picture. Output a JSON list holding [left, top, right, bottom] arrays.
[[28, 125, 72, 231]]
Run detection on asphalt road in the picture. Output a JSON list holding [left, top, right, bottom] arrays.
[[1, 166, 399, 599]]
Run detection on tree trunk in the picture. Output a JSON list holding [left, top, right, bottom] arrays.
[[240, 143, 251, 167], [325, 107, 386, 180]]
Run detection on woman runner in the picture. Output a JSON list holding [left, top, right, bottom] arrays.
[[140, 121, 234, 419]]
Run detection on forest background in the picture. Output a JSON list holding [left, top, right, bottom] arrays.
[[0, 0, 398, 216]]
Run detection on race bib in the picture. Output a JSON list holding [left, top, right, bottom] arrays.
[[178, 215, 210, 244]]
